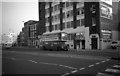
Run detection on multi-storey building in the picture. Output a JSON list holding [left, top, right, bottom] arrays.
[[41, 0, 120, 50], [24, 20, 39, 47]]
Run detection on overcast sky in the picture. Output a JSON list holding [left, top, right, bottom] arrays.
[[2, 1, 38, 35]]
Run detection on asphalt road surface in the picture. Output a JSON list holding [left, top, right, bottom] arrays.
[[2, 47, 120, 76]]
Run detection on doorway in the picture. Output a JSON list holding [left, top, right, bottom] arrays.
[[91, 38, 97, 49], [82, 40, 85, 49]]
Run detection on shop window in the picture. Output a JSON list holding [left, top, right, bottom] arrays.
[[62, 23, 65, 29], [77, 20, 80, 27], [81, 19, 84, 26]]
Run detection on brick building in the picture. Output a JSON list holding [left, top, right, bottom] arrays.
[[39, 0, 120, 50]]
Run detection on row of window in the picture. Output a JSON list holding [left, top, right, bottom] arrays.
[[45, 4, 60, 15], [45, 2, 84, 15], [30, 31, 37, 39], [46, 6, 84, 23], [46, 19, 84, 32]]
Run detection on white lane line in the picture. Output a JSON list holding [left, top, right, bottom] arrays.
[[28, 60, 38, 63], [79, 67, 85, 70], [11, 58, 16, 60], [101, 60, 106, 63], [61, 73, 70, 76], [113, 65, 120, 68], [105, 68, 120, 73], [11, 51, 15, 52], [88, 64, 94, 67], [96, 62, 100, 65], [106, 59, 110, 61], [59, 65, 77, 70], [28, 59, 77, 70], [39, 62, 58, 66], [71, 70, 78, 73]]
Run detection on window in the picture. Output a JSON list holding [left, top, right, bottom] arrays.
[[46, 17, 49, 23], [63, 12, 65, 19], [67, 22, 71, 28], [55, 24, 57, 30], [46, 26, 49, 31], [57, 24, 60, 30], [66, 10, 73, 18], [63, 2, 65, 8], [71, 21, 73, 27], [77, 20, 80, 27], [66, 2, 72, 7], [77, 7, 84, 15], [62, 23, 65, 29], [81, 19, 84, 26], [52, 14, 60, 22], [45, 8, 49, 15], [81, 7, 84, 14], [53, 4, 60, 12], [92, 17, 96, 26], [66, 11, 70, 18], [77, 8, 81, 15]]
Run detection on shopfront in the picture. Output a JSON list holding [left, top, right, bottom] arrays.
[[101, 30, 112, 49], [75, 32, 85, 50]]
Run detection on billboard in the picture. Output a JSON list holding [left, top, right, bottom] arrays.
[[100, 3, 112, 20], [100, 0, 112, 5]]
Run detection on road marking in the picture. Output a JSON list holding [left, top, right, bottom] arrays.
[[39, 62, 58, 66], [106, 59, 110, 61], [105, 68, 120, 73], [11, 58, 16, 60], [79, 67, 85, 70], [113, 65, 120, 68], [88, 64, 94, 67], [11, 51, 15, 52], [71, 70, 78, 73], [61, 73, 70, 76], [101, 60, 106, 63], [59, 65, 77, 70], [96, 62, 100, 65]]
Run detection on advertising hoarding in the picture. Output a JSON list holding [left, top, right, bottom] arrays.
[[100, 3, 112, 20]]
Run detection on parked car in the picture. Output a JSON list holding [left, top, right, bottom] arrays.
[[111, 41, 120, 49]]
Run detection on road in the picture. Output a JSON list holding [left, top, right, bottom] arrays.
[[2, 47, 120, 76]]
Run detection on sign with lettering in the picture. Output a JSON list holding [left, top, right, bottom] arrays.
[[101, 30, 112, 39]]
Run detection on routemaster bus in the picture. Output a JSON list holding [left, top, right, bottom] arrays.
[[39, 32, 69, 51]]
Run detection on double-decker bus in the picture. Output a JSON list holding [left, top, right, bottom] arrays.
[[39, 32, 69, 51]]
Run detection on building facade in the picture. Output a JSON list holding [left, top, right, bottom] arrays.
[[24, 20, 39, 47], [40, 0, 120, 50]]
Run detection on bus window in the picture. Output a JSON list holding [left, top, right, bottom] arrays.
[[53, 42, 58, 45], [44, 42, 49, 44]]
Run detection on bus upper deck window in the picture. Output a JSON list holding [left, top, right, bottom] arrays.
[[45, 42, 48, 44]]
